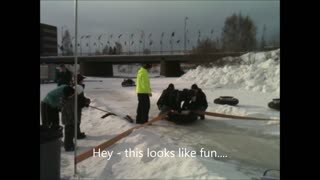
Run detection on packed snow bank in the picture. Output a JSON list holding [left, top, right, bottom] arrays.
[[180, 49, 280, 95]]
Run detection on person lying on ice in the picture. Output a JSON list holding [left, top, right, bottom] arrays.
[[189, 84, 208, 120], [157, 83, 179, 115], [60, 85, 85, 151]]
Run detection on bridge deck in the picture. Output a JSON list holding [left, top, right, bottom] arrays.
[[40, 52, 245, 64]]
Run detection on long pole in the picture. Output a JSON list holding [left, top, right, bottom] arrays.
[[184, 17, 187, 53], [74, 0, 78, 176], [128, 34, 131, 55]]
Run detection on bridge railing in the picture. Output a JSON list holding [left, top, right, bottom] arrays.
[[57, 50, 191, 57]]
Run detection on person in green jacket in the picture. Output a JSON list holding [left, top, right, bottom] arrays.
[[41, 85, 75, 128], [136, 63, 152, 124]]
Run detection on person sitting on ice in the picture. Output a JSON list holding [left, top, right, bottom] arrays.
[[157, 83, 179, 115], [188, 84, 208, 120], [175, 89, 190, 111]]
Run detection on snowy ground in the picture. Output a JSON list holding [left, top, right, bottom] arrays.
[[40, 50, 280, 180]]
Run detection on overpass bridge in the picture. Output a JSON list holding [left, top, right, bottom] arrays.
[[40, 52, 245, 77]]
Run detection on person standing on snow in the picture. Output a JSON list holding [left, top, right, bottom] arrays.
[[74, 74, 90, 139], [41, 85, 75, 128], [136, 63, 152, 124], [60, 85, 84, 151]]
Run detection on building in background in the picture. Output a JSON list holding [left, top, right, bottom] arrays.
[[40, 23, 57, 56]]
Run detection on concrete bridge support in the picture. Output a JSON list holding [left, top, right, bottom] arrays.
[[160, 60, 183, 77], [80, 62, 113, 77]]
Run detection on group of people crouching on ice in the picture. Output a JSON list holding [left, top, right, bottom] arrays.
[[157, 83, 208, 124]]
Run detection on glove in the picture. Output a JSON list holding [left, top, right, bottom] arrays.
[[85, 98, 91, 107]]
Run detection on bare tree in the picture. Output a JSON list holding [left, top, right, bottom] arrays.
[[260, 24, 267, 50], [221, 13, 257, 51], [115, 42, 123, 54], [193, 38, 218, 54], [102, 45, 109, 55], [61, 29, 73, 55]]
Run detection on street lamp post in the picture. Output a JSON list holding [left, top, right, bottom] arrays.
[[118, 34, 122, 54], [210, 29, 214, 41], [171, 32, 174, 54], [198, 30, 201, 46], [128, 33, 131, 55], [88, 36, 91, 56], [184, 17, 188, 54], [160, 32, 164, 55], [73, 0, 78, 176], [80, 35, 84, 56], [141, 30, 145, 54]]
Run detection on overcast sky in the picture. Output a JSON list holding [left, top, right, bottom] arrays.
[[40, 0, 280, 52]]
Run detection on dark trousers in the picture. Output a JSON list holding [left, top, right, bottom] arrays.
[[41, 101, 60, 128], [77, 110, 83, 134], [64, 124, 74, 149], [136, 94, 150, 124]]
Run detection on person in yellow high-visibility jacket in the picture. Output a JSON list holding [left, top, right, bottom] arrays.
[[136, 63, 152, 124]]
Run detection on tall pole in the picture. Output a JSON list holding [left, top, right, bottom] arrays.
[[80, 36, 83, 56], [73, 0, 78, 176], [142, 31, 145, 54], [160, 32, 164, 55], [88, 36, 91, 56], [61, 26, 63, 55], [184, 17, 188, 54], [128, 33, 130, 55]]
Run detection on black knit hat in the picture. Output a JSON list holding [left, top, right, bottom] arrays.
[[143, 63, 152, 69], [77, 74, 86, 82], [168, 83, 174, 90], [191, 84, 198, 90]]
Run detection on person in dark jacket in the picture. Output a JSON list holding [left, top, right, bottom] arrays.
[[41, 85, 75, 128], [57, 64, 73, 86], [178, 88, 194, 112], [61, 87, 80, 151], [189, 84, 208, 120], [75, 74, 91, 139], [157, 83, 178, 115]]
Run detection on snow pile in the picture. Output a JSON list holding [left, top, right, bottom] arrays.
[[180, 49, 280, 95]]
